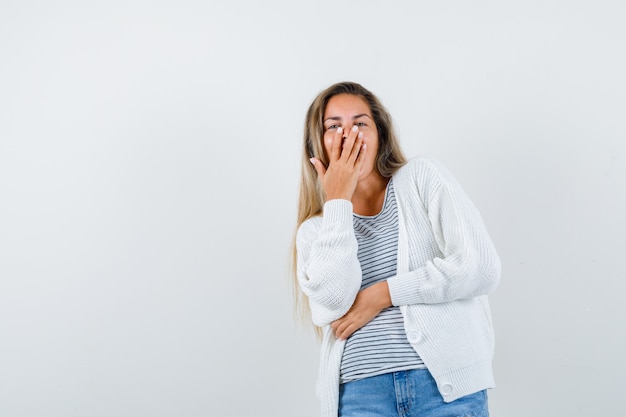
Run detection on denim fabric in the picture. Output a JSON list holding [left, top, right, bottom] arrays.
[[338, 369, 489, 417]]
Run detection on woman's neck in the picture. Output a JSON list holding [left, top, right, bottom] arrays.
[[351, 173, 390, 216]]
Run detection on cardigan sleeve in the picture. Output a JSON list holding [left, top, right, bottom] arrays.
[[387, 159, 501, 305], [296, 199, 362, 326]]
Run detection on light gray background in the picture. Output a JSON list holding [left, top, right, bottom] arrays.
[[1, 1, 624, 416]]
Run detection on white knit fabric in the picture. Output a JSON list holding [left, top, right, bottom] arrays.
[[296, 157, 501, 417]]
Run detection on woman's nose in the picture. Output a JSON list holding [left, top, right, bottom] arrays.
[[342, 124, 353, 139]]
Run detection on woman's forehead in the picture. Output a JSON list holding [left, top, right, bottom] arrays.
[[324, 94, 371, 118]]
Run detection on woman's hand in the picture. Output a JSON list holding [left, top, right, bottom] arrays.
[[310, 125, 366, 201], [330, 281, 392, 341]]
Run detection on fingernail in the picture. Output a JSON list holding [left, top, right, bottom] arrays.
[[358, 132, 363, 138], [352, 125, 358, 132], [309, 158, 315, 165], [337, 127, 343, 134]]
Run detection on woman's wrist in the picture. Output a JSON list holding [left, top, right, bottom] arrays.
[[370, 281, 392, 311]]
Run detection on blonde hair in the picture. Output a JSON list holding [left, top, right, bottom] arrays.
[[291, 82, 407, 333]]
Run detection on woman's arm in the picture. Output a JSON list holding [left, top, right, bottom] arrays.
[[388, 160, 501, 306], [329, 280, 392, 340], [296, 200, 362, 327], [298, 125, 369, 326]]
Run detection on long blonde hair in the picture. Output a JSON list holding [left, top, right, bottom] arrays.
[[291, 81, 407, 333]]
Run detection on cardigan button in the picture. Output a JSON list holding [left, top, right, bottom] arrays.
[[441, 384, 453, 396], [407, 330, 422, 343]]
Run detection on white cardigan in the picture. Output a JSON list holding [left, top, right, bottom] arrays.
[[296, 157, 501, 417]]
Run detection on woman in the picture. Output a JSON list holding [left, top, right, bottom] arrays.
[[293, 81, 501, 417]]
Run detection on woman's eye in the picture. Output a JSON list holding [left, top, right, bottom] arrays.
[[356, 122, 367, 127], [326, 124, 340, 130]]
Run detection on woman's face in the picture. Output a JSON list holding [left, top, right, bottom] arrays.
[[322, 94, 379, 179]]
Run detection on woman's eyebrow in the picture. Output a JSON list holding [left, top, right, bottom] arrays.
[[324, 114, 372, 123]]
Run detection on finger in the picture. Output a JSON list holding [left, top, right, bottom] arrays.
[[354, 142, 367, 168], [309, 158, 326, 179], [340, 125, 359, 161], [334, 317, 352, 339], [346, 132, 364, 164], [338, 323, 358, 340], [331, 317, 342, 338], [330, 127, 343, 160]]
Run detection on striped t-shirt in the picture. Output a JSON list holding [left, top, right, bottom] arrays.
[[339, 179, 425, 384]]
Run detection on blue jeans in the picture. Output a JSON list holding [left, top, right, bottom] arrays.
[[338, 369, 489, 417]]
